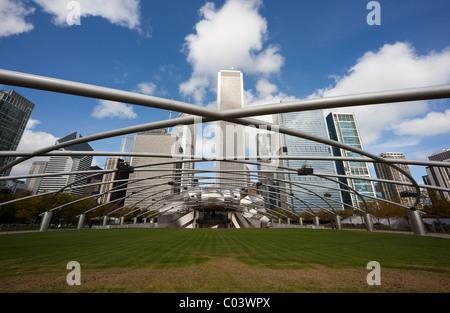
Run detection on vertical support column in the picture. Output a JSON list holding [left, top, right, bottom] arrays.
[[407, 209, 427, 236], [102, 216, 108, 226], [313, 216, 320, 227], [39, 211, 53, 232], [120, 216, 124, 226], [143, 218, 147, 224], [363, 213, 374, 232], [298, 217, 303, 226], [195, 210, 200, 228], [133, 217, 137, 224], [334, 215, 342, 230], [287, 218, 291, 225], [77, 214, 86, 230]]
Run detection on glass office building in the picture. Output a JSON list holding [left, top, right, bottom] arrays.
[[279, 110, 343, 212], [326, 112, 376, 209], [0, 90, 34, 179]]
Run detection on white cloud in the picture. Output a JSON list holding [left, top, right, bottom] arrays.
[[0, 0, 35, 37], [134, 81, 168, 97], [180, 0, 285, 104], [311, 42, 450, 145], [32, 0, 142, 30], [392, 109, 450, 137], [92, 100, 137, 119], [10, 119, 57, 177], [136, 82, 157, 95]]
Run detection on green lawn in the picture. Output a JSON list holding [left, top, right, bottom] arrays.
[[0, 228, 449, 292]]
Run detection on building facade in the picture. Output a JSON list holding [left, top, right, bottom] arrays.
[[373, 152, 416, 207], [124, 129, 177, 211], [25, 161, 48, 194], [120, 136, 134, 162], [0, 90, 35, 185], [38, 132, 94, 196], [174, 112, 197, 190], [216, 70, 247, 188], [326, 112, 376, 209], [423, 149, 450, 201], [99, 157, 132, 205], [278, 110, 343, 212]]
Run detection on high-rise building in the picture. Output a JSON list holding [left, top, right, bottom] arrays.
[[423, 149, 450, 201], [278, 110, 343, 212], [373, 152, 416, 207], [99, 157, 132, 205], [174, 113, 197, 190], [0, 90, 35, 181], [84, 165, 104, 197], [120, 136, 134, 162], [255, 114, 289, 211], [326, 112, 376, 209], [25, 161, 48, 194], [216, 70, 247, 188], [124, 129, 177, 210], [38, 132, 94, 196]]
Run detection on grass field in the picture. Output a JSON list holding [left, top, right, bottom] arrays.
[[0, 228, 449, 293]]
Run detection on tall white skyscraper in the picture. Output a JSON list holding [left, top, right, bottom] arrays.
[[216, 70, 247, 188]]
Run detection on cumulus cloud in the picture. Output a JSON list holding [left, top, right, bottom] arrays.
[[0, 0, 35, 37], [0, 0, 146, 37], [311, 42, 450, 145], [180, 0, 285, 104], [92, 100, 137, 119], [392, 109, 450, 137], [10, 119, 58, 177], [33, 0, 142, 29]]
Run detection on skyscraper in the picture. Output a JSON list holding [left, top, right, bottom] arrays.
[[279, 110, 343, 212], [374, 152, 416, 207], [38, 132, 94, 196], [25, 161, 48, 194], [124, 129, 177, 210], [174, 112, 197, 189], [99, 157, 131, 205], [120, 136, 134, 162], [216, 70, 247, 188], [423, 149, 450, 201], [0, 90, 35, 181], [326, 112, 376, 209]]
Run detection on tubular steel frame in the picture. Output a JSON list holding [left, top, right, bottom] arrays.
[[1, 68, 450, 235]]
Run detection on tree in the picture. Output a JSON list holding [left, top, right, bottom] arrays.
[[370, 199, 406, 228], [422, 191, 450, 232]]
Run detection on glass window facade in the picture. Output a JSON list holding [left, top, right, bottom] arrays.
[[279, 110, 343, 212], [0, 90, 35, 179], [326, 112, 376, 209]]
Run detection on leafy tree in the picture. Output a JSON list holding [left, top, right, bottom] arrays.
[[370, 199, 406, 228]]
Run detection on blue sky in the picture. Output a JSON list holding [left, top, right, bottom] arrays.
[[0, 0, 449, 183]]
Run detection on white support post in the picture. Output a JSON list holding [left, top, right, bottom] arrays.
[[39, 211, 53, 232]]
